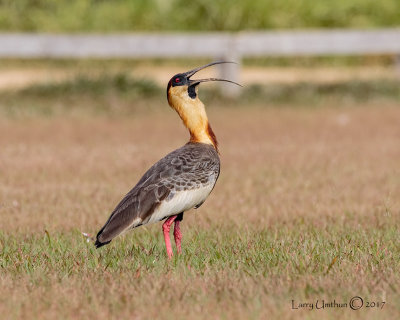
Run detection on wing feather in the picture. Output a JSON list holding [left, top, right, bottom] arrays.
[[96, 143, 220, 246]]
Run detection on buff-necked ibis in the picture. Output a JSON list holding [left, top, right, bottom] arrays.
[[94, 61, 240, 258]]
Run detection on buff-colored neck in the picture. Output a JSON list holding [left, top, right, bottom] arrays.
[[168, 86, 218, 151]]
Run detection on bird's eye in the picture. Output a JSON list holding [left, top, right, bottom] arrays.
[[174, 77, 181, 83]]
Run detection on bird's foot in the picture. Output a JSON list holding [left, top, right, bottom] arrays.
[[162, 216, 178, 259], [173, 220, 182, 254]]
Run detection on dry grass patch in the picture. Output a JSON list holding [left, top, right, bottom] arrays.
[[1, 104, 400, 319]]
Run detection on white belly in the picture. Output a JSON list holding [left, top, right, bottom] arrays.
[[146, 184, 214, 224]]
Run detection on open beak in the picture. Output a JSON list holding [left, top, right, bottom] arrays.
[[183, 61, 242, 87]]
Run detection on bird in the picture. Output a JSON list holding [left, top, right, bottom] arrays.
[[94, 61, 241, 259]]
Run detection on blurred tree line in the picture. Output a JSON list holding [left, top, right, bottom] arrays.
[[0, 0, 399, 32]]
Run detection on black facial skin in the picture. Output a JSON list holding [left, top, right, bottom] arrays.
[[171, 74, 187, 87], [167, 73, 198, 99], [187, 85, 197, 99]]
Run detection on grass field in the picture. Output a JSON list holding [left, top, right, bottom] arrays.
[[1, 78, 400, 319]]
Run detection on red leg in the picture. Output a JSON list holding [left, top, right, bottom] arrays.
[[173, 220, 182, 254], [162, 215, 177, 259]]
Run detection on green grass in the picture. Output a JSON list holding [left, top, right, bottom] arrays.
[[1, 72, 400, 118], [242, 79, 400, 105], [1, 0, 400, 32], [18, 73, 159, 97], [0, 73, 163, 117], [1, 101, 400, 319], [1, 221, 399, 319], [2, 221, 399, 288]]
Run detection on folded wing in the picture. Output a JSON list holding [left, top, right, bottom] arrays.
[[95, 143, 220, 246]]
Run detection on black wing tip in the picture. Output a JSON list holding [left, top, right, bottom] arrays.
[[95, 238, 111, 248], [95, 229, 111, 248]]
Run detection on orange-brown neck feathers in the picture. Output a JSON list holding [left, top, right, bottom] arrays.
[[167, 85, 218, 152], [206, 122, 218, 151]]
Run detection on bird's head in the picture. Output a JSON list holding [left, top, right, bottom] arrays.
[[166, 61, 241, 106], [166, 61, 241, 150]]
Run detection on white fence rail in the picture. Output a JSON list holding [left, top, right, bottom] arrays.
[[1, 29, 399, 95]]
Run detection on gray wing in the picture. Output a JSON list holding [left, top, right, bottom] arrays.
[[96, 143, 220, 245]]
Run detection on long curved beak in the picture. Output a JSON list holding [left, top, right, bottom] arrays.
[[189, 77, 242, 87], [183, 61, 242, 87]]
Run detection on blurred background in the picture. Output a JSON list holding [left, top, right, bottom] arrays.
[[0, 0, 400, 106]]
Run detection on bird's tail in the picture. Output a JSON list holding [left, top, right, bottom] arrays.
[[94, 238, 111, 248], [94, 228, 111, 248]]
